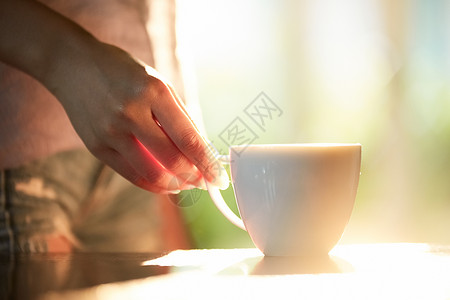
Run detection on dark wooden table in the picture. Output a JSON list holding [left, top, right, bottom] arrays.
[[2, 243, 450, 300]]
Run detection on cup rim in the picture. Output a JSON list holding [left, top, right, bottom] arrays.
[[231, 143, 361, 150]]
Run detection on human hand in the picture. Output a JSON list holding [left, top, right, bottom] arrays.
[[49, 41, 228, 193], [0, 0, 228, 193]]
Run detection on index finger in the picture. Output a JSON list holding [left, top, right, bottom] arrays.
[[152, 87, 229, 190]]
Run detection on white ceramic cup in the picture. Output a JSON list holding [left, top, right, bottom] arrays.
[[207, 143, 361, 256]]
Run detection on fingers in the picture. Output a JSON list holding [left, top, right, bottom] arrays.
[[94, 66, 228, 191], [151, 86, 229, 190], [131, 119, 204, 188], [166, 84, 200, 132], [94, 138, 190, 193]]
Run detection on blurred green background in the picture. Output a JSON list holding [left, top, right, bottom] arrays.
[[176, 0, 450, 248]]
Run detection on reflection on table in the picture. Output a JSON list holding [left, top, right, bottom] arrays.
[[1, 243, 450, 300]]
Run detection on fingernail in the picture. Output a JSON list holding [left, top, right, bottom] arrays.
[[183, 184, 197, 190], [167, 190, 181, 194], [196, 179, 207, 190], [209, 165, 230, 190]]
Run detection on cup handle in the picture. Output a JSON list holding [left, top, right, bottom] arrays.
[[205, 179, 246, 231]]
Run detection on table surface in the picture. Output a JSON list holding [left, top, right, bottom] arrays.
[[2, 243, 450, 300]]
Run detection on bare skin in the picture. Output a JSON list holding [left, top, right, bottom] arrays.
[[0, 0, 228, 193]]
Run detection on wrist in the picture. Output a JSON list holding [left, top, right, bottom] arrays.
[[41, 26, 100, 98]]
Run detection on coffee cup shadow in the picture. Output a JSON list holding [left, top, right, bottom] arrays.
[[219, 254, 354, 276], [251, 255, 354, 275]]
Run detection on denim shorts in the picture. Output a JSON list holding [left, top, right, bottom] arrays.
[[0, 149, 173, 253]]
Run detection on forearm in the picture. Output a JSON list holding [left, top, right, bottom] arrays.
[[0, 0, 98, 89]]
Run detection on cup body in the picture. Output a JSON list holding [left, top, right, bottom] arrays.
[[230, 144, 361, 256]]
